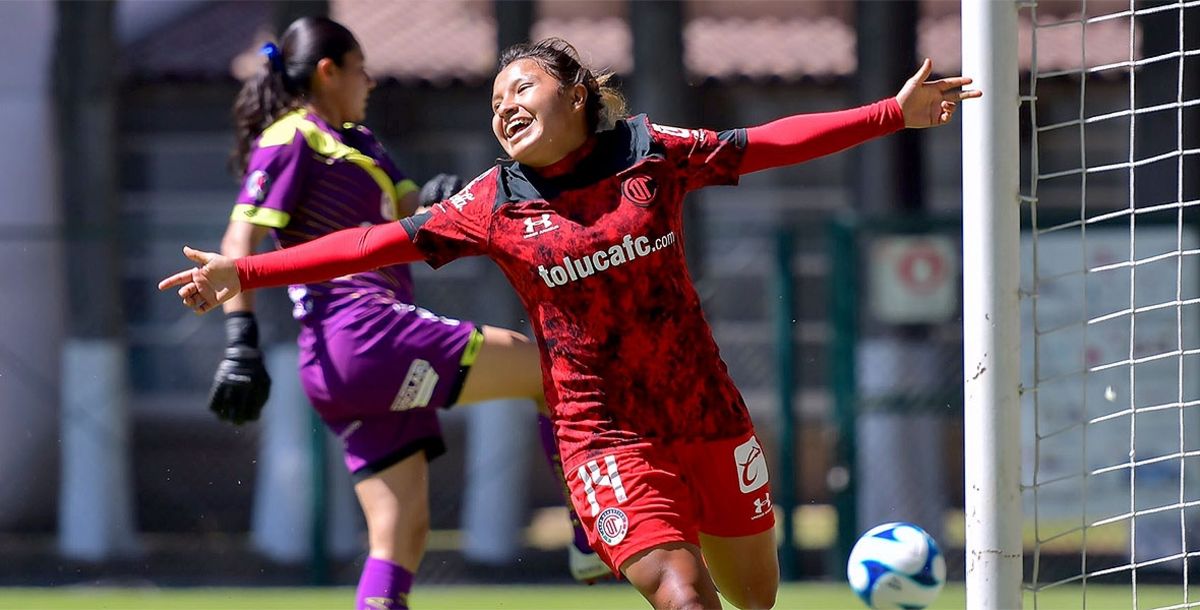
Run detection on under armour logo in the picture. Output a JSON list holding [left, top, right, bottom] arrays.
[[753, 492, 772, 515], [523, 213, 560, 239]]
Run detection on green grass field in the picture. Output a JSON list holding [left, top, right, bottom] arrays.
[[0, 583, 1191, 610]]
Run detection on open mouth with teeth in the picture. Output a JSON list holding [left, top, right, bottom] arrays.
[[505, 117, 532, 140]]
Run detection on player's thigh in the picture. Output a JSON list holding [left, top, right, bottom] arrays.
[[699, 530, 779, 610], [354, 450, 432, 570], [621, 541, 723, 610], [682, 432, 778, 608], [455, 325, 544, 405], [685, 432, 775, 539]]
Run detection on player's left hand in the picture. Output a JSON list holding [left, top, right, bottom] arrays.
[[895, 58, 983, 129], [209, 312, 271, 425]]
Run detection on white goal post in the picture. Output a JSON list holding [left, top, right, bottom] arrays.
[[962, 2, 1023, 609]]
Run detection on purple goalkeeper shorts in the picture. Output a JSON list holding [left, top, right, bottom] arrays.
[[296, 296, 483, 480]]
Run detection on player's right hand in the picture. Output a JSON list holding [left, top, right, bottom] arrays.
[[157, 246, 242, 315], [894, 58, 982, 129], [209, 312, 271, 425]]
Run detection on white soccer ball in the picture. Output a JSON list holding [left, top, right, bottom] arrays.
[[846, 522, 947, 610]]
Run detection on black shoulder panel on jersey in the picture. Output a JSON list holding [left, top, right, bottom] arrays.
[[494, 161, 537, 208], [494, 115, 666, 206], [625, 113, 660, 158]]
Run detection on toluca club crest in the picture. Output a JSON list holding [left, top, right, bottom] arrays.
[[621, 175, 657, 207], [595, 507, 629, 546]]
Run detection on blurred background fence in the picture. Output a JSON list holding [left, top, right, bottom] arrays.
[[0, 0, 1141, 589]]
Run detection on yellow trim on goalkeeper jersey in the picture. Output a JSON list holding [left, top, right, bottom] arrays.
[[395, 178, 418, 200], [230, 203, 290, 228], [460, 328, 485, 366], [258, 110, 399, 208]]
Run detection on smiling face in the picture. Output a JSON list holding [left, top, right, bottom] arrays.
[[491, 59, 589, 168]]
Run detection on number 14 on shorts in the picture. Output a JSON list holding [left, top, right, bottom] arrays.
[[578, 455, 626, 516]]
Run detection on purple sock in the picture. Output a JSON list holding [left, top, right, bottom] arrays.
[[538, 413, 593, 553], [356, 557, 413, 610]]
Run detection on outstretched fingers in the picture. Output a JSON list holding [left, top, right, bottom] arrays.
[[932, 76, 973, 90], [159, 268, 197, 291], [160, 267, 219, 315], [931, 76, 983, 102], [158, 245, 234, 315]]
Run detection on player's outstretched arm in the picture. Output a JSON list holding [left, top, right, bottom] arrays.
[[158, 221, 425, 315], [737, 58, 981, 175]]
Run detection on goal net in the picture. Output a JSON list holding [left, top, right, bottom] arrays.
[[1016, 1, 1200, 609]]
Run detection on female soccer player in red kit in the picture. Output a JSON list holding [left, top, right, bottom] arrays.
[[163, 38, 979, 610], [209, 22, 604, 610]]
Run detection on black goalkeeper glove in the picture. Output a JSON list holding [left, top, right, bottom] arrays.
[[418, 173, 464, 207], [209, 312, 271, 425]]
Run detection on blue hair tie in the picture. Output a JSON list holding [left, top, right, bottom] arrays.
[[259, 42, 285, 75]]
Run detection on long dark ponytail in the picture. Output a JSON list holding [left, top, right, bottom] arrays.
[[230, 17, 359, 175]]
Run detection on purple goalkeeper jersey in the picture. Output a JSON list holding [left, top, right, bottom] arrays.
[[233, 109, 417, 320]]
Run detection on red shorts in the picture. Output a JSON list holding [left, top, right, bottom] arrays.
[[563, 430, 776, 573]]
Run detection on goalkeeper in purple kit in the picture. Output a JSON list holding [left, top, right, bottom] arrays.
[[209, 17, 605, 610]]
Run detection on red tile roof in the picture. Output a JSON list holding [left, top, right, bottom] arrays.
[[124, 0, 1143, 84], [332, 0, 496, 85], [124, 0, 272, 81]]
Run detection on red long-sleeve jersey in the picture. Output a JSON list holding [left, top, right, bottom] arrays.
[[237, 100, 904, 463]]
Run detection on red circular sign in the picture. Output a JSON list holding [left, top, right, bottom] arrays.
[[895, 243, 946, 295]]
